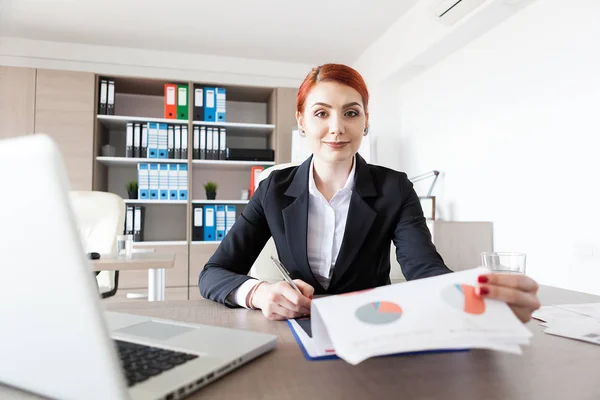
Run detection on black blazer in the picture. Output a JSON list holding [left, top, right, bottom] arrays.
[[199, 154, 452, 305]]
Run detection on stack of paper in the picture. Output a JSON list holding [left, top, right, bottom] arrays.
[[532, 303, 600, 345], [289, 267, 532, 365]]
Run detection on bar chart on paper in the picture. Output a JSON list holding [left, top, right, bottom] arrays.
[[442, 284, 486, 315], [355, 301, 403, 325]]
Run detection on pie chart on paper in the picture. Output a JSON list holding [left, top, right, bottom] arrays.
[[355, 301, 403, 325], [442, 284, 486, 315]]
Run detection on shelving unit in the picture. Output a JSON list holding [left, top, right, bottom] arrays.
[[92, 74, 296, 299], [125, 200, 187, 205], [97, 115, 188, 130], [133, 241, 188, 246], [191, 199, 249, 205], [97, 156, 188, 167], [191, 159, 275, 169]]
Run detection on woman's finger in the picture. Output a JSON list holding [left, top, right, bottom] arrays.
[[269, 303, 304, 320], [509, 305, 535, 323], [267, 289, 310, 315], [479, 273, 539, 293], [478, 284, 541, 310], [294, 279, 315, 298]]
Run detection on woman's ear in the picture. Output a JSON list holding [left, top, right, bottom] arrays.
[[296, 111, 305, 135], [295, 111, 303, 128]]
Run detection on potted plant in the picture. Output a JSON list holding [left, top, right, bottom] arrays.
[[125, 180, 138, 199], [204, 181, 218, 200]]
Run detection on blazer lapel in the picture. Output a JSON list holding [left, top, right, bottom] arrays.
[[282, 157, 322, 290], [329, 154, 378, 288]]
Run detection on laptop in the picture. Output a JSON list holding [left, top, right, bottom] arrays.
[[0, 134, 276, 400]]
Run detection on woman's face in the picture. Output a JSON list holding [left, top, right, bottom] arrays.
[[297, 81, 368, 165]]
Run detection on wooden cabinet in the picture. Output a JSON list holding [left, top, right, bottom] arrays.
[[34, 69, 95, 190], [0, 66, 36, 139]]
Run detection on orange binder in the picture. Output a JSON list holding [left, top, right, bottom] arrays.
[[164, 84, 177, 119], [249, 166, 265, 198]]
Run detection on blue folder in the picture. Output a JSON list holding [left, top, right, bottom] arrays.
[[287, 319, 470, 361]]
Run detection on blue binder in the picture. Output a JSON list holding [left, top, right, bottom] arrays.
[[178, 164, 188, 200], [147, 122, 158, 158], [168, 164, 178, 200], [149, 163, 159, 200], [158, 123, 168, 159], [159, 164, 169, 200], [215, 87, 226, 122], [287, 320, 469, 362], [203, 205, 216, 241], [225, 205, 236, 235], [215, 204, 225, 241], [137, 163, 149, 200], [203, 87, 216, 122]]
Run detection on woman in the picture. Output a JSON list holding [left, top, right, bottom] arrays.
[[199, 64, 540, 322]]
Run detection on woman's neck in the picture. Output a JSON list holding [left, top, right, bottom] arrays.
[[312, 156, 354, 202]]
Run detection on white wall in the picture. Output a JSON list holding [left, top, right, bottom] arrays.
[[373, 0, 600, 294]]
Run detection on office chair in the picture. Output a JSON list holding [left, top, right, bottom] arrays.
[[247, 163, 407, 284], [68, 191, 125, 298], [248, 163, 298, 282]]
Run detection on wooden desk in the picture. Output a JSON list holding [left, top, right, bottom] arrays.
[[1, 285, 599, 399], [92, 253, 175, 301]]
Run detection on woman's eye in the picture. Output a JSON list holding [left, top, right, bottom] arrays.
[[345, 110, 359, 117], [315, 111, 328, 118]]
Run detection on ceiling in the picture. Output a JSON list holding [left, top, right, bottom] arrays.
[[0, 0, 418, 65]]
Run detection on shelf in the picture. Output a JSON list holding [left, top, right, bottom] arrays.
[[97, 115, 188, 130], [133, 241, 188, 247], [191, 199, 249, 205], [192, 121, 275, 137], [192, 160, 275, 170], [96, 157, 188, 166], [125, 200, 187, 205], [191, 241, 221, 245]]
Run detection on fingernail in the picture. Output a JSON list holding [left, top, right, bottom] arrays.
[[309, 295, 313, 300], [479, 287, 489, 296], [478, 275, 489, 284]]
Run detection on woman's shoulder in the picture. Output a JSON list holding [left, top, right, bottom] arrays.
[[364, 162, 411, 185]]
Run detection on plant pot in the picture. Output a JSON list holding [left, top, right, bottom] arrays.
[[128, 190, 138, 200], [206, 191, 216, 200]]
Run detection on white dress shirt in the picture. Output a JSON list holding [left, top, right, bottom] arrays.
[[229, 157, 356, 307]]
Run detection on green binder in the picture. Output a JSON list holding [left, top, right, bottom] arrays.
[[177, 84, 188, 120]]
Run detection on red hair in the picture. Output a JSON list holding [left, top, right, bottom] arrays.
[[296, 64, 369, 113]]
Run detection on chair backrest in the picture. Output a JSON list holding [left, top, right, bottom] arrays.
[[248, 163, 299, 281], [68, 191, 125, 255], [68, 191, 125, 295]]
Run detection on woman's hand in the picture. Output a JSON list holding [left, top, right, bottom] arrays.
[[477, 273, 541, 323], [251, 280, 314, 321]]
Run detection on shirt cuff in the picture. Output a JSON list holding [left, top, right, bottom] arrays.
[[227, 279, 260, 308]]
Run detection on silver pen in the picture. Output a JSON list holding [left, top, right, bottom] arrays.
[[270, 256, 302, 294]]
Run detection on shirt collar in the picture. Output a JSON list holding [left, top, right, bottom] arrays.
[[308, 155, 356, 197]]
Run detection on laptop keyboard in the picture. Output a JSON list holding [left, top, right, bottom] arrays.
[[114, 340, 198, 387]]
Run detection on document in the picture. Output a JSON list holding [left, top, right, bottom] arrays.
[[289, 267, 532, 365], [533, 303, 600, 345]]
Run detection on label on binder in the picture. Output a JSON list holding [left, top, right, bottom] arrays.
[[178, 87, 187, 106], [166, 87, 176, 105], [194, 208, 203, 227]]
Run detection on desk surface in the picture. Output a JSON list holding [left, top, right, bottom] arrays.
[[2, 285, 599, 400], [91, 252, 175, 271]]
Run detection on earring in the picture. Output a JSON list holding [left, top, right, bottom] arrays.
[[299, 128, 306, 137], [363, 126, 369, 136]]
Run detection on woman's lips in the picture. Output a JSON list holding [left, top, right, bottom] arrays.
[[323, 142, 350, 149]]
